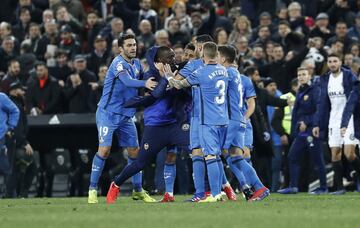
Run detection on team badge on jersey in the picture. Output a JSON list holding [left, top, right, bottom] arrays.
[[182, 123, 190, 131], [307, 136, 314, 147], [99, 136, 104, 144], [304, 95, 309, 101], [144, 143, 149, 150], [116, 63, 123, 72], [350, 134, 355, 141]]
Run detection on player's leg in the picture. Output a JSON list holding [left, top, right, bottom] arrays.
[[271, 145, 283, 192], [343, 122, 360, 192], [308, 137, 328, 194], [243, 122, 253, 165], [160, 147, 177, 202], [328, 127, 345, 194], [107, 126, 168, 203], [278, 136, 304, 194], [88, 109, 116, 203], [188, 117, 207, 201], [199, 125, 222, 202]]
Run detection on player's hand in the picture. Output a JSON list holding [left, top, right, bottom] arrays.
[[58, 80, 65, 87], [6, 128, 14, 139], [340, 127, 347, 137], [24, 143, 34, 156], [145, 77, 158, 90], [280, 135, 289, 146], [299, 121, 307, 132], [163, 64, 177, 79], [312, 127, 320, 138]]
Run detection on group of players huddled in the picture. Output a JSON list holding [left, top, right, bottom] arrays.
[[87, 32, 360, 204]]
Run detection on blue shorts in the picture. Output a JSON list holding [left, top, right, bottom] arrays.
[[96, 108, 139, 147], [243, 121, 253, 149], [199, 124, 227, 156], [190, 117, 200, 150], [223, 120, 245, 150]]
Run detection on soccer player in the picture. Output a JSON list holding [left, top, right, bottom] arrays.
[[88, 34, 157, 204], [218, 45, 270, 201], [106, 46, 189, 204], [175, 35, 236, 202], [341, 74, 360, 191], [278, 67, 328, 195], [313, 53, 359, 195], [168, 42, 229, 202]]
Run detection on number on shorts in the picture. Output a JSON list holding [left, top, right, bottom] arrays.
[[215, 80, 226, 104], [99, 126, 109, 137]]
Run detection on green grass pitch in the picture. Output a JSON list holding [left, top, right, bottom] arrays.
[[1, 194, 359, 228]]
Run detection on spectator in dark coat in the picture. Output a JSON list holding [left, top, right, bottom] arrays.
[[17, 41, 36, 84], [309, 13, 334, 43], [88, 64, 107, 112], [86, 35, 110, 75], [26, 61, 61, 115], [48, 49, 72, 84], [12, 7, 31, 43], [85, 10, 106, 52], [167, 18, 190, 47], [0, 60, 21, 94], [37, 19, 59, 61], [63, 55, 96, 113], [326, 21, 355, 52], [0, 37, 17, 74], [137, 19, 156, 58], [58, 25, 81, 59], [15, 0, 43, 24], [347, 12, 360, 43]]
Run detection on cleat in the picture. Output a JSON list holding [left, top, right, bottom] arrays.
[[242, 185, 254, 201], [132, 189, 157, 202], [106, 182, 120, 204], [309, 188, 328, 195], [277, 187, 298, 194], [198, 194, 223, 203], [184, 193, 206, 202], [205, 191, 211, 197], [88, 189, 98, 204], [330, 189, 346, 195], [159, 192, 175, 203], [223, 186, 237, 201], [249, 187, 270, 201]]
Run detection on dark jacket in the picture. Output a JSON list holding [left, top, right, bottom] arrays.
[[341, 81, 360, 140], [63, 70, 97, 113], [314, 67, 357, 139], [258, 47, 309, 93], [9, 96, 28, 148], [86, 50, 110, 76], [26, 75, 61, 114], [290, 84, 320, 138]]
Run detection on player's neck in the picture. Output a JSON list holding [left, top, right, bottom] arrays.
[[121, 54, 132, 63], [331, 69, 342, 77]]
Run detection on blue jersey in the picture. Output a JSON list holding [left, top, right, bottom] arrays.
[[98, 55, 143, 116], [187, 64, 229, 126], [179, 59, 205, 118], [240, 75, 256, 116], [227, 66, 245, 122]]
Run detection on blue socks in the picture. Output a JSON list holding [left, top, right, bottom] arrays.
[[237, 159, 264, 190], [206, 157, 221, 196], [226, 155, 247, 187], [128, 157, 143, 192], [164, 162, 176, 194], [245, 157, 252, 166], [218, 157, 227, 187], [89, 153, 106, 189], [192, 155, 205, 195]]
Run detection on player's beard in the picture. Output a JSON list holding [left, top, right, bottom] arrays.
[[330, 66, 340, 74]]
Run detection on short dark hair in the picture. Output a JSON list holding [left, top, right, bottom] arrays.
[[118, 34, 136, 47], [202, 42, 218, 59], [218, 45, 237, 63], [29, 22, 39, 29], [20, 7, 30, 15], [278, 20, 290, 27], [7, 59, 19, 68], [327, 53, 341, 59], [244, 66, 258, 76], [195, 34, 213, 43], [34, 61, 47, 69], [185, 42, 195, 51], [155, 46, 172, 62], [172, 44, 183, 50]]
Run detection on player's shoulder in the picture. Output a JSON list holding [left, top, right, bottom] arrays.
[[111, 55, 129, 71]]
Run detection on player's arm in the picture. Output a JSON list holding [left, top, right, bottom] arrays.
[[163, 64, 192, 89], [116, 63, 157, 90], [244, 97, 256, 120]]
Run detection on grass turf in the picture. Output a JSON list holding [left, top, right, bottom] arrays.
[[0, 193, 359, 228]]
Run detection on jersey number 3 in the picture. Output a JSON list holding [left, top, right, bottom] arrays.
[[215, 80, 226, 104]]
